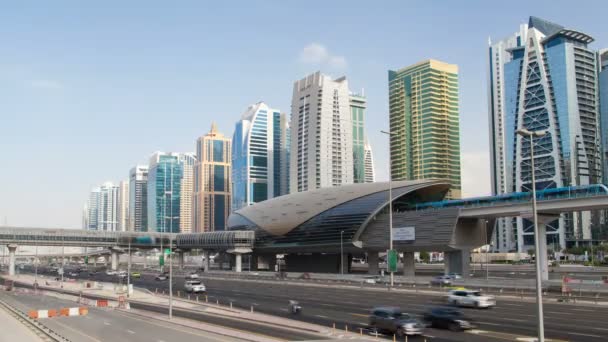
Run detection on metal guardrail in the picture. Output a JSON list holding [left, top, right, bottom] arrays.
[[0, 294, 70, 341]]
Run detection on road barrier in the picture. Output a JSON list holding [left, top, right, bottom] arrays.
[[28, 307, 87, 319]]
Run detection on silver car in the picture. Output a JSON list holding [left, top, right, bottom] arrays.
[[369, 307, 424, 337]]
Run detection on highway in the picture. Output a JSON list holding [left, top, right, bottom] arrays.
[[30, 267, 608, 342], [0, 290, 244, 342]]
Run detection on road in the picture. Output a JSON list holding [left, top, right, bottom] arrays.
[[0, 290, 244, 342], [30, 267, 608, 342]]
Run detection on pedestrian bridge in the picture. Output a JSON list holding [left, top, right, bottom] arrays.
[[0, 227, 255, 250]]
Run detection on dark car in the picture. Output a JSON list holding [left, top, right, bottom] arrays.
[[369, 307, 424, 337], [423, 307, 475, 331], [430, 275, 453, 286]]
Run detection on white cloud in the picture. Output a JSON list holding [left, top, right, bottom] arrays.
[[29, 79, 64, 90], [299, 43, 347, 69], [461, 151, 492, 198]]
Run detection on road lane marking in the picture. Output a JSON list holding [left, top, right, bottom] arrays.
[[350, 313, 368, 318], [567, 332, 602, 338], [315, 315, 329, 318], [50, 318, 103, 342], [104, 321, 111, 325], [572, 308, 594, 312], [127, 330, 135, 334], [500, 317, 526, 322]]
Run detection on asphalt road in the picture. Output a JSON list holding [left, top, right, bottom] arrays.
[[0, 290, 242, 342], [28, 267, 608, 342]]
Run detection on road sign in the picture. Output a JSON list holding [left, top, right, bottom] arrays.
[[164, 248, 171, 255], [387, 249, 398, 272], [393, 227, 415, 241], [159, 255, 164, 266], [84, 256, 89, 264]]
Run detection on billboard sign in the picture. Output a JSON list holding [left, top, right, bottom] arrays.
[[393, 227, 415, 241]]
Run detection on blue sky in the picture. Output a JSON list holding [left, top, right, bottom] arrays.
[[1, 0, 607, 228]]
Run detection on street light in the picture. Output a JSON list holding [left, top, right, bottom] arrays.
[[381, 130, 396, 287], [516, 127, 547, 342], [340, 230, 344, 276]]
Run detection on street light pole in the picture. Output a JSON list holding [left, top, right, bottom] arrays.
[[127, 237, 131, 298], [381, 130, 395, 288], [169, 233, 173, 320], [340, 230, 344, 276], [517, 128, 546, 342]]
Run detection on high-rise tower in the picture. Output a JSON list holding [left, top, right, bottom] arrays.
[[194, 123, 232, 232], [290, 71, 354, 192], [488, 17, 601, 251], [129, 165, 148, 232], [388, 60, 461, 199]]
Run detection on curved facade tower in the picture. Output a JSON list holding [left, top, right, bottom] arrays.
[[489, 17, 601, 251], [232, 102, 290, 211]]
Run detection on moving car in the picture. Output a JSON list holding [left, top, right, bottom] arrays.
[[105, 270, 117, 276], [447, 289, 495, 308], [186, 272, 199, 279], [68, 271, 79, 277], [184, 280, 206, 293], [369, 307, 424, 337], [430, 275, 452, 286], [131, 272, 141, 278], [446, 273, 462, 279], [423, 307, 475, 331], [155, 273, 169, 281], [117, 270, 127, 279]]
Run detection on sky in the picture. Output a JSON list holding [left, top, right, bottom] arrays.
[[1, 0, 608, 229]]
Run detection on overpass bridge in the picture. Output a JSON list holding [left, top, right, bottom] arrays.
[[0, 228, 254, 276]]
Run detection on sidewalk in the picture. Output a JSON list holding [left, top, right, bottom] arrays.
[[0, 303, 44, 342], [2, 273, 373, 341]]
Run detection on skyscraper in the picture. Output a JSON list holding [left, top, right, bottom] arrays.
[[599, 49, 608, 187], [364, 138, 375, 183], [147, 152, 183, 233], [129, 165, 148, 232], [351, 92, 367, 183], [194, 123, 232, 232], [488, 17, 602, 251], [388, 60, 461, 199], [290, 71, 354, 192], [179, 153, 197, 233], [117, 180, 129, 231], [85, 182, 120, 231], [232, 102, 290, 211]]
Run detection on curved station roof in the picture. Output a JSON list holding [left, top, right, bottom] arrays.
[[227, 179, 451, 252]]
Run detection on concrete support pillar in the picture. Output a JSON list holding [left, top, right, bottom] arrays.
[[178, 251, 185, 270], [143, 251, 147, 268], [367, 251, 379, 275], [235, 254, 242, 273], [111, 251, 118, 271], [8, 244, 17, 276], [339, 253, 349, 274], [538, 222, 549, 281], [444, 249, 470, 278], [402, 252, 415, 278], [202, 251, 210, 271]]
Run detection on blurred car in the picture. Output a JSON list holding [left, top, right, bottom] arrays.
[[131, 272, 141, 278], [447, 289, 495, 308], [117, 270, 127, 279], [446, 273, 462, 279], [68, 272, 79, 277], [184, 280, 206, 293], [89, 270, 98, 276], [423, 307, 475, 331], [155, 273, 168, 281], [369, 307, 424, 337], [105, 270, 117, 276], [430, 275, 452, 286], [186, 272, 199, 279]]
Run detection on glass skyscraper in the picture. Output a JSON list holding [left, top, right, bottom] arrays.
[[388, 60, 461, 199], [194, 123, 232, 232], [232, 102, 290, 211], [599, 49, 608, 187], [350, 93, 366, 183], [129, 165, 148, 232], [84, 182, 120, 231], [147, 152, 184, 233], [488, 17, 602, 251]]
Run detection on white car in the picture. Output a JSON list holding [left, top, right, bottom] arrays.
[[184, 280, 206, 293], [186, 272, 199, 279], [448, 289, 495, 308], [105, 270, 117, 276]]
